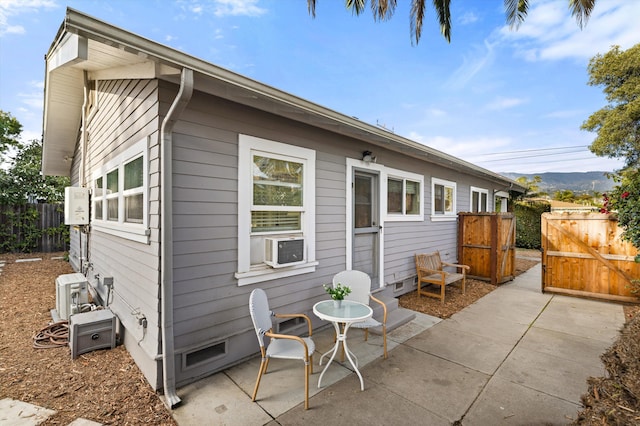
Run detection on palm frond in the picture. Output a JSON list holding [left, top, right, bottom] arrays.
[[410, 0, 427, 45], [346, 0, 367, 16], [505, 0, 529, 29], [569, 0, 595, 28], [433, 0, 452, 43], [307, 0, 316, 18], [370, 0, 397, 21]]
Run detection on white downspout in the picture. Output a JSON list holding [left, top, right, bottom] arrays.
[[81, 71, 88, 187], [160, 68, 193, 409]]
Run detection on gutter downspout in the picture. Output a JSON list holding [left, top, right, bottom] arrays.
[[160, 68, 193, 409]]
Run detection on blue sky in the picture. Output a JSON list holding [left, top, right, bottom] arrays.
[[1, 0, 638, 174]]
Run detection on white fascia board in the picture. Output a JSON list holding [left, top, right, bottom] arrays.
[[47, 33, 87, 71], [90, 62, 180, 81]]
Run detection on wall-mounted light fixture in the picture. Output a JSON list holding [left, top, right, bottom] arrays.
[[362, 150, 376, 163]]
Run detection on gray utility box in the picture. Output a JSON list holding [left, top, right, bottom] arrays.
[[70, 309, 117, 359]]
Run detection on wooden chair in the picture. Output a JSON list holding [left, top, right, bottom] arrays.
[[248, 289, 315, 410], [415, 252, 470, 304], [333, 270, 388, 359]]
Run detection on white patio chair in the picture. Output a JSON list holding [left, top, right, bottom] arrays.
[[248, 288, 315, 410], [332, 270, 388, 359]]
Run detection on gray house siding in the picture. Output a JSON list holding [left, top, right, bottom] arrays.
[[166, 84, 357, 384], [162, 82, 510, 386], [67, 78, 165, 389], [41, 9, 528, 400], [64, 77, 517, 389]]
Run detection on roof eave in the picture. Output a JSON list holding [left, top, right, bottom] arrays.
[[43, 7, 525, 192]]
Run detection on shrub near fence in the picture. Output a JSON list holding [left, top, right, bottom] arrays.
[[514, 200, 550, 249], [0, 204, 69, 253]]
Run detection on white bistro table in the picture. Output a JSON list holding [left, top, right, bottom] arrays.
[[312, 300, 373, 391]]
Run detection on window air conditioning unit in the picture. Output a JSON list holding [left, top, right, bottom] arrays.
[[56, 273, 89, 320], [265, 237, 305, 268]]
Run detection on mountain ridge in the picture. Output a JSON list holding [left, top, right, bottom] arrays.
[[500, 171, 615, 194]]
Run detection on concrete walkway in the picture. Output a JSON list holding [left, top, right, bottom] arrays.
[[172, 264, 625, 425]]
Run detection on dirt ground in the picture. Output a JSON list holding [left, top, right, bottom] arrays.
[[0, 253, 177, 425], [0, 250, 637, 425]]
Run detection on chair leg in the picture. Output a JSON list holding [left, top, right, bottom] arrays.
[[364, 328, 369, 341], [304, 362, 310, 410], [382, 325, 388, 359], [252, 358, 268, 402], [440, 284, 446, 304], [461, 277, 466, 295]]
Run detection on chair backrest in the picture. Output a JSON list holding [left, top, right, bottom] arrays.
[[332, 270, 371, 305], [415, 252, 442, 271], [249, 289, 273, 348]]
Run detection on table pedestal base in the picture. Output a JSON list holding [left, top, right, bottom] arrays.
[[317, 321, 364, 391]]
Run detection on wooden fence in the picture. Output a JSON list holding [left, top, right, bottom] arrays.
[[458, 212, 516, 285], [541, 212, 640, 303], [0, 204, 68, 253]]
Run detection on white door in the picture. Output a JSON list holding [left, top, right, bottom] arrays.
[[352, 170, 380, 288]]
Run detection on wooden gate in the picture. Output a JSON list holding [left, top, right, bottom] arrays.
[[458, 213, 516, 285], [542, 212, 640, 302]]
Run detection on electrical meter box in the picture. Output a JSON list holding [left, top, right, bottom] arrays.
[[70, 309, 117, 359], [64, 186, 90, 225]]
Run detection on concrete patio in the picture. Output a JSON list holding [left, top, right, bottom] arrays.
[[172, 263, 626, 425]]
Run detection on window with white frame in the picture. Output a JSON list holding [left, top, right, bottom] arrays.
[[236, 134, 317, 286], [92, 138, 148, 243], [386, 169, 423, 221], [431, 177, 456, 220], [470, 186, 490, 213]]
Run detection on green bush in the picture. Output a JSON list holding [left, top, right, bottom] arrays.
[[514, 200, 550, 249]]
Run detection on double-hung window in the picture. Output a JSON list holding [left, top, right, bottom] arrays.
[[470, 186, 490, 213], [251, 154, 303, 233], [431, 177, 456, 221], [386, 169, 423, 221], [92, 138, 148, 243], [236, 135, 317, 286]]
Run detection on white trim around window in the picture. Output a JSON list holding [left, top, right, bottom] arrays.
[[470, 186, 490, 213], [91, 137, 150, 243], [385, 167, 424, 222], [235, 134, 317, 286], [431, 177, 457, 221]]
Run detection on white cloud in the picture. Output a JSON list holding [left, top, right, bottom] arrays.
[[447, 39, 496, 89], [0, 0, 57, 36], [212, 0, 266, 17], [458, 12, 478, 25], [425, 108, 446, 117], [17, 80, 44, 109], [408, 132, 513, 161], [543, 109, 584, 119], [486, 96, 528, 110], [499, 0, 640, 62], [177, 0, 267, 17]]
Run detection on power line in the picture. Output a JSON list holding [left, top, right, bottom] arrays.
[[478, 145, 589, 156], [476, 155, 599, 166], [473, 149, 590, 163]]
